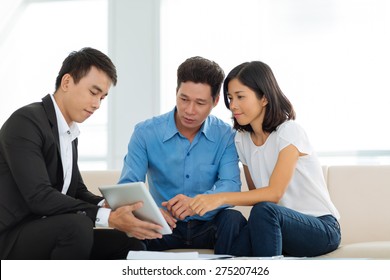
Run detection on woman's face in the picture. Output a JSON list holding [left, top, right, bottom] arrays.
[[227, 78, 267, 127]]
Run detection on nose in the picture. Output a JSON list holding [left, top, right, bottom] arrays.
[[229, 99, 237, 111], [185, 101, 195, 115], [92, 96, 101, 110]]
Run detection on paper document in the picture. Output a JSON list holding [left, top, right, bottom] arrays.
[[198, 254, 233, 259], [127, 251, 234, 260], [127, 251, 199, 260]]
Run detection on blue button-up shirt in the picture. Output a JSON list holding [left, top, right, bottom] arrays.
[[119, 108, 241, 221]]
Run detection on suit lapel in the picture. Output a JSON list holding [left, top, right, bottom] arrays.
[[69, 139, 79, 196], [42, 94, 61, 155], [42, 94, 64, 191]]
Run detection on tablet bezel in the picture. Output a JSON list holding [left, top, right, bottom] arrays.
[[98, 182, 172, 235]]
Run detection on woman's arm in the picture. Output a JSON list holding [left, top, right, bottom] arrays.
[[190, 144, 302, 216]]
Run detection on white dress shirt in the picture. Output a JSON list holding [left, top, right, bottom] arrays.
[[50, 94, 110, 227]]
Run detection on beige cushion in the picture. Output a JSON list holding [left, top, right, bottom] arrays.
[[82, 170, 121, 195], [317, 241, 390, 259], [327, 165, 390, 244]]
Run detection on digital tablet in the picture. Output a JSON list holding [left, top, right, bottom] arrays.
[[98, 182, 172, 235]]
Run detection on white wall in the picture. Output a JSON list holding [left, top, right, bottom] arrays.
[[107, 0, 160, 169]]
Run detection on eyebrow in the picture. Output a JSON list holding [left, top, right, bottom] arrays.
[[92, 85, 103, 93], [228, 90, 245, 95], [179, 93, 208, 103], [92, 85, 109, 97]]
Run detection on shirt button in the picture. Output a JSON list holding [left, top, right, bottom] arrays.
[[187, 152, 190, 156], [186, 175, 190, 178]]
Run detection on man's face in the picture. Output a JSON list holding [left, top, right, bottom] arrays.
[[60, 66, 111, 124], [175, 81, 219, 134]]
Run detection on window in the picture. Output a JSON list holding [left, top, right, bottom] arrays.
[[160, 0, 390, 165], [0, 0, 108, 170]]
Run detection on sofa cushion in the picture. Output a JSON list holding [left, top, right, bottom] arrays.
[[327, 165, 390, 244], [318, 241, 390, 259], [82, 170, 121, 195]]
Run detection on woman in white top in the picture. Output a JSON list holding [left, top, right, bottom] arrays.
[[190, 61, 341, 257]]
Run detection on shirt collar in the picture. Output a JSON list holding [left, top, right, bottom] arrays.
[[50, 94, 80, 141], [201, 116, 215, 142], [162, 107, 215, 143]]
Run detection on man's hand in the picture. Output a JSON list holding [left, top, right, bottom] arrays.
[[162, 194, 195, 220], [108, 202, 163, 240], [160, 208, 177, 230], [102, 200, 110, 208]]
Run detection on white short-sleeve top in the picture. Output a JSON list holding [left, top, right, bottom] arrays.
[[235, 120, 340, 219]]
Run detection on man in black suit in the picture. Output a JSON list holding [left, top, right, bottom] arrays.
[[0, 47, 163, 259]]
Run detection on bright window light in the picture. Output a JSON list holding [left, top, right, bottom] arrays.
[[0, 0, 108, 170], [160, 0, 390, 165]]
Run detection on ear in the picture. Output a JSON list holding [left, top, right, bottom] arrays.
[[60, 73, 72, 91], [213, 95, 220, 107], [262, 97, 268, 107]]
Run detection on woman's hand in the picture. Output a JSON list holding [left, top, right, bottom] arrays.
[[189, 194, 224, 216]]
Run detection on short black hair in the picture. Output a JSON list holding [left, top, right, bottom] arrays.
[[176, 56, 224, 101], [55, 47, 117, 91]]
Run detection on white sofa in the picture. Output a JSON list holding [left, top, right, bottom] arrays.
[[82, 165, 390, 259]]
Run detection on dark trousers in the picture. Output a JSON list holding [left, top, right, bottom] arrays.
[[145, 209, 247, 254], [231, 202, 341, 257], [6, 214, 145, 260]]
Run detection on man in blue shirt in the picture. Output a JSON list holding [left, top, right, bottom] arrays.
[[119, 56, 246, 254]]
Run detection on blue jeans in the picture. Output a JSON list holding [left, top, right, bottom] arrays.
[[230, 202, 341, 257], [145, 209, 247, 254]]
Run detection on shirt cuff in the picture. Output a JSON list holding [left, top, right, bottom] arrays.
[[96, 207, 111, 227], [98, 199, 105, 206]]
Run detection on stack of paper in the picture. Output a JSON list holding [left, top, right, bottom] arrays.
[[127, 251, 234, 260], [127, 251, 199, 260]]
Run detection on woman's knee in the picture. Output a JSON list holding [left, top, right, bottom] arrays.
[[250, 202, 277, 217], [218, 209, 247, 226]]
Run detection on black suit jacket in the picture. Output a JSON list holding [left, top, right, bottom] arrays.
[[0, 94, 103, 258]]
